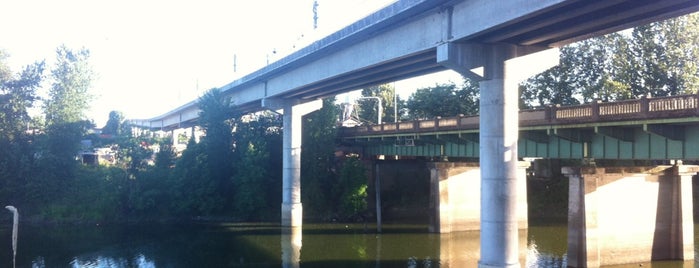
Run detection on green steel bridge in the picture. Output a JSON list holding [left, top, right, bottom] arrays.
[[339, 94, 699, 160]]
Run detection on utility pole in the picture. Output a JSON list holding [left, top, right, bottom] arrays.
[[313, 0, 319, 29]]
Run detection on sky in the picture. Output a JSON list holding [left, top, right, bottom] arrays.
[[2, 0, 462, 126]]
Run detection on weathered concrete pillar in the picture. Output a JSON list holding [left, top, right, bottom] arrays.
[[427, 161, 529, 234], [263, 98, 323, 227], [564, 165, 696, 267], [438, 42, 558, 268]]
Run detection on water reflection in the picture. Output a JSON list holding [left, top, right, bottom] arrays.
[[281, 227, 302, 268], [2, 223, 696, 267], [68, 254, 156, 268]]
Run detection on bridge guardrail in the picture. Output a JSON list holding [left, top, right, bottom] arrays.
[[340, 94, 699, 137]]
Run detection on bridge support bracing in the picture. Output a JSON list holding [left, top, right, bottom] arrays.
[[564, 165, 696, 267], [438, 42, 558, 268], [263, 98, 323, 227]]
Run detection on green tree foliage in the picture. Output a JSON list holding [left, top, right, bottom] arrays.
[[35, 46, 95, 206], [301, 98, 339, 218], [624, 14, 699, 97], [0, 51, 45, 207], [357, 84, 399, 124], [405, 78, 479, 119], [169, 88, 236, 215], [232, 112, 282, 220], [102, 110, 125, 136], [520, 45, 582, 108], [198, 88, 235, 214], [130, 138, 176, 218], [44, 45, 94, 125], [521, 14, 699, 106], [334, 156, 367, 219]]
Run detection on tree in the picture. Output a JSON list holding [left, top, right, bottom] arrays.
[[519, 45, 580, 108], [102, 110, 125, 136], [30, 45, 95, 210], [405, 78, 479, 119], [232, 112, 282, 220], [0, 59, 44, 140], [333, 156, 367, 219], [0, 51, 45, 207], [301, 97, 339, 218], [44, 45, 94, 126], [624, 13, 699, 97], [520, 14, 699, 106], [357, 84, 398, 124], [178, 88, 235, 214], [170, 138, 207, 215]]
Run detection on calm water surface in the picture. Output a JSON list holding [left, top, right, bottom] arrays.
[[0, 222, 694, 267]]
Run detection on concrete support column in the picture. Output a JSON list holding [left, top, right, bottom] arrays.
[[281, 104, 303, 227], [437, 42, 558, 268], [170, 129, 177, 147], [564, 166, 599, 267], [478, 44, 520, 268], [265, 98, 323, 227]]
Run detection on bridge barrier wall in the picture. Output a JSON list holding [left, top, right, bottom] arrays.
[[564, 165, 696, 267], [427, 162, 529, 233]]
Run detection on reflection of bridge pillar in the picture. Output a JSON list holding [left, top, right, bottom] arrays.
[[564, 165, 696, 267], [264, 98, 323, 227], [428, 162, 529, 233], [281, 227, 302, 268], [437, 42, 558, 268], [438, 230, 528, 268]]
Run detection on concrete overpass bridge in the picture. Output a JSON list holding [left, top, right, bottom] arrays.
[[128, 0, 699, 267]]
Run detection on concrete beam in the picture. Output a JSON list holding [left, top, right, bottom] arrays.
[[436, 42, 558, 81]]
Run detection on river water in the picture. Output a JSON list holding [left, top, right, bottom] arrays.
[[0, 222, 694, 267]]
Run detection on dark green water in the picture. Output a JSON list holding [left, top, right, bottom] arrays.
[[0, 222, 694, 267]]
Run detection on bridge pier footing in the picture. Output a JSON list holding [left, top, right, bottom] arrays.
[[427, 162, 529, 233], [564, 165, 696, 267]]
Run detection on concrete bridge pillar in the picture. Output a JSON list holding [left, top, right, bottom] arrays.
[[564, 165, 696, 267], [263, 98, 323, 227], [437, 42, 558, 268]]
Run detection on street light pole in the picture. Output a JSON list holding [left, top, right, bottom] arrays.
[[357, 96, 382, 125]]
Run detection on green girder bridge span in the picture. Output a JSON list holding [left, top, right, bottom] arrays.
[[339, 94, 699, 160]]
